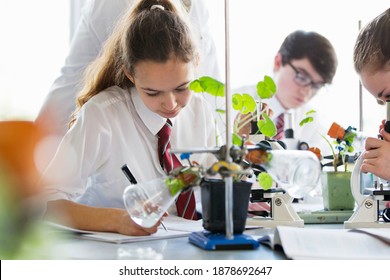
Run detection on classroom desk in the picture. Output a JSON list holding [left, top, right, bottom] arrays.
[[53, 230, 283, 260], [51, 224, 343, 260]]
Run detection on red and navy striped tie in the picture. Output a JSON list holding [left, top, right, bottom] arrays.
[[274, 113, 285, 140], [158, 119, 197, 220]]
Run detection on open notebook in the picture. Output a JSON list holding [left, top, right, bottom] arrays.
[[258, 226, 390, 259], [46, 216, 204, 244]]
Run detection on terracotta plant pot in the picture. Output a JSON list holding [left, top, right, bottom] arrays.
[[200, 178, 252, 234], [321, 171, 355, 211]]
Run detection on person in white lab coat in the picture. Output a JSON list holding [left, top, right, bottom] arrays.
[[237, 30, 338, 154], [354, 9, 390, 190], [41, 0, 217, 236], [35, 0, 220, 138]]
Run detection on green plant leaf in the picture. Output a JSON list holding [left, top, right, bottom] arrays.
[[232, 93, 256, 114], [189, 76, 225, 97], [232, 94, 242, 111], [299, 110, 317, 127], [232, 133, 242, 146], [241, 93, 257, 113], [216, 109, 225, 114], [257, 172, 273, 190], [344, 131, 357, 145], [189, 79, 203, 92], [257, 113, 276, 138], [165, 177, 185, 196], [299, 116, 314, 127], [256, 75, 276, 99], [305, 110, 317, 115]]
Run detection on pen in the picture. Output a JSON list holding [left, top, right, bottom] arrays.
[[121, 164, 137, 184], [161, 221, 168, 232]]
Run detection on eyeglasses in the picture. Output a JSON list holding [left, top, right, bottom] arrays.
[[287, 62, 325, 91]]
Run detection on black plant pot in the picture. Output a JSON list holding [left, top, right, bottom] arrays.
[[200, 178, 252, 234]]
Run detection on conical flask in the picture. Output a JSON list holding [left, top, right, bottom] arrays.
[[123, 176, 180, 228], [123, 166, 201, 228]]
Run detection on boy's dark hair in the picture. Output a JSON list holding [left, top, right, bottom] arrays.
[[278, 30, 338, 84]]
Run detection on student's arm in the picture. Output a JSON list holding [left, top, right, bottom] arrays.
[[45, 199, 160, 236]]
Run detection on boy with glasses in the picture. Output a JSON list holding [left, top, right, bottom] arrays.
[[238, 30, 337, 151]]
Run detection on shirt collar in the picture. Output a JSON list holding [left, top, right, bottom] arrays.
[[267, 95, 293, 121], [130, 88, 176, 135]]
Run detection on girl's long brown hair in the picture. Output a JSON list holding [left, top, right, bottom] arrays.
[[69, 0, 196, 127]]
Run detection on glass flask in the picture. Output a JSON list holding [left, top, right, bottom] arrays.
[[123, 166, 201, 228], [123, 177, 179, 228], [266, 150, 321, 198], [247, 149, 321, 198]]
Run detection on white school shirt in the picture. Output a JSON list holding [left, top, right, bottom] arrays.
[[266, 95, 332, 154], [42, 86, 217, 209], [35, 0, 220, 137]]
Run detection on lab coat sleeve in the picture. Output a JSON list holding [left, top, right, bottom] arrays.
[[189, 0, 221, 80], [34, 0, 129, 137], [41, 101, 112, 203]]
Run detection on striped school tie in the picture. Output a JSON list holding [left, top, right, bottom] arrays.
[[157, 119, 197, 220], [274, 113, 285, 140]]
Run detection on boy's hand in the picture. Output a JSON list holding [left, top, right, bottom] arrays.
[[234, 102, 273, 137]]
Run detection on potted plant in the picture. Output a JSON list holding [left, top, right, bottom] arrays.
[[188, 75, 277, 233], [189, 75, 277, 191], [189, 75, 278, 145], [300, 110, 358, 211], [320, 122, 357, 211]]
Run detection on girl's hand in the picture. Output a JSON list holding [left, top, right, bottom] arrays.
[[379, 119, 385, 132], [115, 209, 166, 236], [361, 137, 390, 181]]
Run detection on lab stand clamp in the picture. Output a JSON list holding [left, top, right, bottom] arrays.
[[344, 156, 390, 228], [246, 188, 304, 228]]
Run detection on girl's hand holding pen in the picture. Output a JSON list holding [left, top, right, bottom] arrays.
[[115, 210, 169, 236]]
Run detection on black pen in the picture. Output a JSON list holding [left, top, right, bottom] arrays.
[[121, 164, 137, 184]]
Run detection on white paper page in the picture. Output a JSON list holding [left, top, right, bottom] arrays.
[[275, 226, 390, 260], [43, 220, 190, 244], [80, 229, 189, 244], [350, 228, 390, 245], [162, 216, 204, 232]]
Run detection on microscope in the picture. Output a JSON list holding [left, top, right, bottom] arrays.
[[281, 112, 310, 151], [243, 105, 321, 227], [344, 102, 390, 228]]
